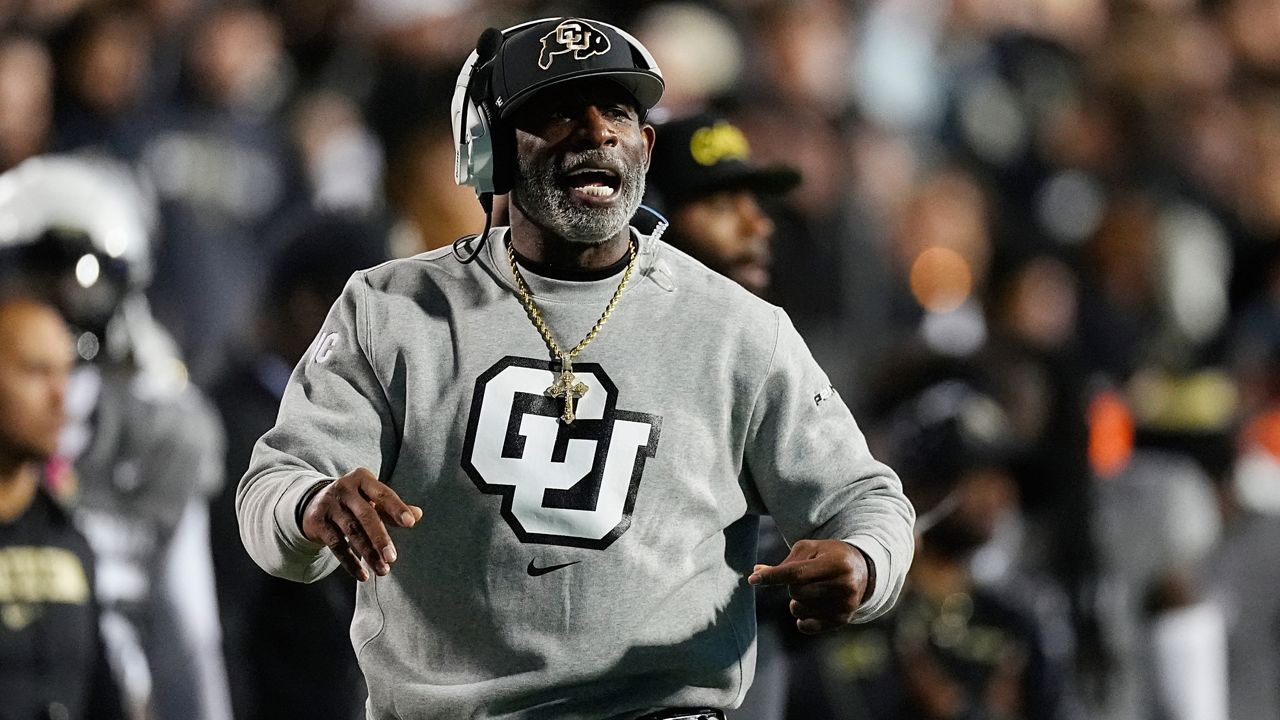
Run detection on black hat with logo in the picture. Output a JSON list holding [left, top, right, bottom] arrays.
[[490, 18, 665, 120], [648, 113, 801, 204]]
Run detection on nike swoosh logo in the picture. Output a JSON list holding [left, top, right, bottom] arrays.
[[527, 559, 580, 577]]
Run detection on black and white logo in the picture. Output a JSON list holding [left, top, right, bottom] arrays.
[[462, 356, 661, 549], [538, 19, 610, 70]]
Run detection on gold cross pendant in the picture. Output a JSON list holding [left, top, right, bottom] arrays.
[[546, 353, 589, 424]]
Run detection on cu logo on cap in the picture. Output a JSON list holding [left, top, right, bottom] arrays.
[[538, 19, 610, 70]]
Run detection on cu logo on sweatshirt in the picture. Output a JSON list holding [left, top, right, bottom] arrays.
[[461, 356, 661, 549]]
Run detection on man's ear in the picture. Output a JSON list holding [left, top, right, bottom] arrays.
[[642, 123, 656, 170]]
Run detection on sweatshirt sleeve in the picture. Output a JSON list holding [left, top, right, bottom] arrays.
[[236, 272, 400, 583], [744, 309, 915, 622]]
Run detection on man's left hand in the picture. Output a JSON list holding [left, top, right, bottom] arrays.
[[748, 539, 870, 634]]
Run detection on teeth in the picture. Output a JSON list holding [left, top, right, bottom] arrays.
[[568, 167, 618, 178], [577, 185, 616, 198]]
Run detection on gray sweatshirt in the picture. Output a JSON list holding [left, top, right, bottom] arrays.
[[237, 227, 915, 719]]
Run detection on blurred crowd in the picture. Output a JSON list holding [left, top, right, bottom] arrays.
[[1, 0, 1279, 719]]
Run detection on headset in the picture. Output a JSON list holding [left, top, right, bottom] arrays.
[[451, 19, 539, 199], [450, 18, 663, 262]]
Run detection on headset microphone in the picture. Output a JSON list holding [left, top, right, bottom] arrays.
[[475, 27, 503, 66]]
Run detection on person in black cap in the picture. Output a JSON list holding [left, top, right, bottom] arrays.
[[790, 371, 1065, 720], [647, 113, 803, 720], [210, 212, 388, 720], [236, 16, 914, 719], [647, 113, 801, 296]]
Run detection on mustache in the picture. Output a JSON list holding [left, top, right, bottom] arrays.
[[557, 149, 627, 177]]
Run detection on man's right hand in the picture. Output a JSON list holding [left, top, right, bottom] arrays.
[[301, 467, 422, 581]]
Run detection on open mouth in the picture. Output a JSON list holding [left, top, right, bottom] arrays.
[[562, 167, 621, 200]]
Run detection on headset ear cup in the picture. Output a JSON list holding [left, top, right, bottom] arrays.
[[471, 38, 515, 195], [453, 26, 508, 195], [452, 55, 489, 192]]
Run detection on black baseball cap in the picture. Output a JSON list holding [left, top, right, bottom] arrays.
[[490, 18, 665, 120], [648, 113, 802, 204]]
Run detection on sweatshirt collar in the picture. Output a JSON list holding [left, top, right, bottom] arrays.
[[510, 242, 632, 281], [485, 225, 665, 306]]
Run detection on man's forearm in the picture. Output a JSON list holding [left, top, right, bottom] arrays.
[[236, 464, 339, 583]]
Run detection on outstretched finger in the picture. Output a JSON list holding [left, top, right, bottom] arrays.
[[333, 478, 397, 563], [357, 474, 421, 528], [314, 520, 368, 582], [748, 558, 831, 587], [333, 503, 391, 575]]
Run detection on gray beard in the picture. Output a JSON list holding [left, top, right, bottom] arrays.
[[512, 149, 646, 245]]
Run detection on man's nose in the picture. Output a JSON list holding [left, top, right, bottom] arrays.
[[49, 374, 69, 413], [738, 194, 775, 242], [572, 106, 618, 148]]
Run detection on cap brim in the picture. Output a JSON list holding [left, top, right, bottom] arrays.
[[686, 165, 803, 198], [499, 71, 665, 120]]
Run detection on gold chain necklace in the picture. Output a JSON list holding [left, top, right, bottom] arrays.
[[506, 235, 637, 424]]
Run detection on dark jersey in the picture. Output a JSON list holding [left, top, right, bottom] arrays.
[[796, 586, 1061, 720], [0, 487, 122, 720]]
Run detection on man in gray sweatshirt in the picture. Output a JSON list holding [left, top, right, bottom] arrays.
[[237, 17, 914, 720]]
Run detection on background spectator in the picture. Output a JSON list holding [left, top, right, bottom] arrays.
[[0, 296, 125, 720], [0, 155, 232, 720], [208, 211, 387, 720]]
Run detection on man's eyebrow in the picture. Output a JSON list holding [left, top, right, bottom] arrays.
[[523, 96, 636, 117]]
